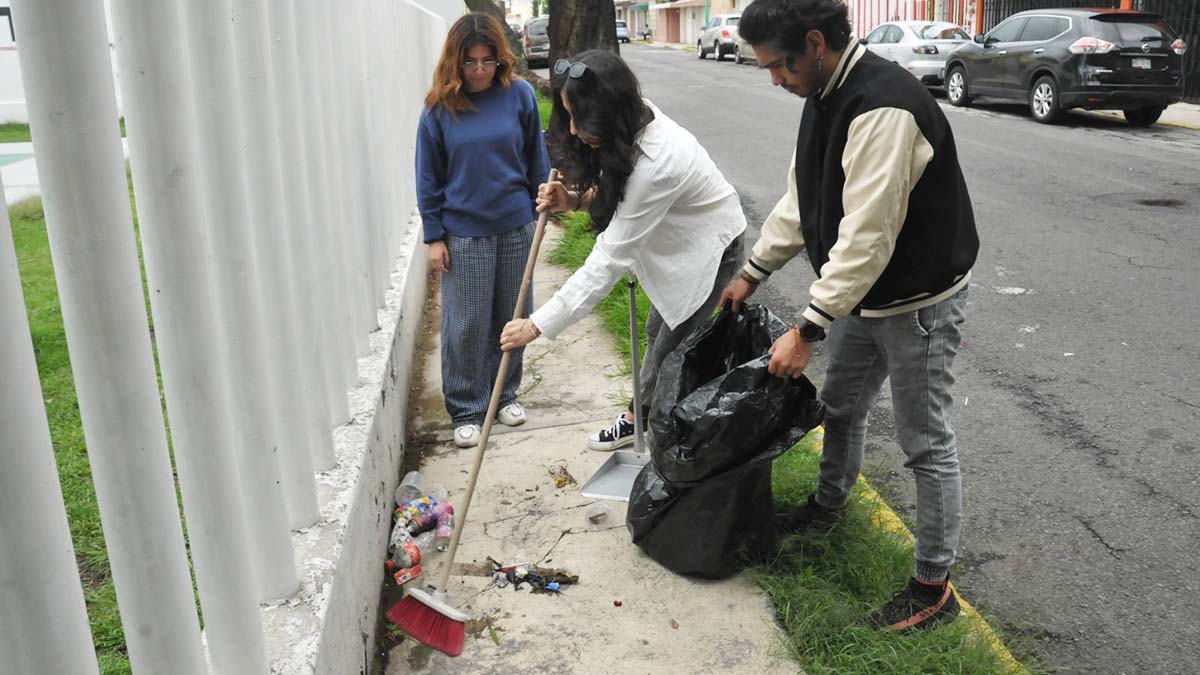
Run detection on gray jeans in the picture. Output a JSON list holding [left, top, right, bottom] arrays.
[[816, 286, 969, 582], [632, 236, 744, 420]]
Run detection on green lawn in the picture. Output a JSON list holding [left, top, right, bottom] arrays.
[[548, 214, 1035, 675]]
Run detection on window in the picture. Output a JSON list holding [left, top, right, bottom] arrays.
[[920, 24, 970, 40], [866, 26, 890, 44], [727, 17, 740, 26], [1019, 16, 1070, 42], [986, 17, 1027, 43], [884, 25, 905, 44], [1088, 17, 1174, 45]]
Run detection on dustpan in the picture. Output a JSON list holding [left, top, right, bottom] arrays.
[[579, 273, 649, 501]]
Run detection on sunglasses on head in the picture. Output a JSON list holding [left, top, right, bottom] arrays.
[[553, 59, 589, 79]]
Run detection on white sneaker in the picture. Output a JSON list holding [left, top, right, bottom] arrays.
[[496, 402, 527, 427], [454, 424, 481, 448]]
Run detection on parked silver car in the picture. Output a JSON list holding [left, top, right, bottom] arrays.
[[698, 13, 740, 61], [732, 34, 758, 65], [616, 20, 630, 43], [860, 21, 970, 86], [523, 17, 549, 67]]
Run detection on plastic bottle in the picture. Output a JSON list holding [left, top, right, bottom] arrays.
[[413, 531, 437, 557], [427, 483, 450, 503], [395, 471, 426, 505], [435, 512, 454, 551]]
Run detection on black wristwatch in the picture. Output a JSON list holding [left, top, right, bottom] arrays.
[[799, 320, 826, 343]]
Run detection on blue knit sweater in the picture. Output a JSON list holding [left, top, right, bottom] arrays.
[[415, 79, 550, 243]]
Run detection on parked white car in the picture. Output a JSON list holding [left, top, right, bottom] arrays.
[[698, 14, 740, 61], [616, 20, 630, 43], [860, 21, 970, 86]]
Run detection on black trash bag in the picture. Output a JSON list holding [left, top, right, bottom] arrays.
[[649, 304, 825, 485], [626, 421, 816, 578], [627, 303, 825, 578]]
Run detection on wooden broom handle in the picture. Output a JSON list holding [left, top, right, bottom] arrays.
[[436, 168, 560, 592]]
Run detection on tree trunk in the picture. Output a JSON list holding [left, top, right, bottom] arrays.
[[548, 0, 619, 66], [463, 0, 551, 94]]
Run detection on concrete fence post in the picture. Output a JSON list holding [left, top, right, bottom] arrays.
[[0, 178, 101, 675], [182, 0, 300, 601], [108, 0, 270, 669]]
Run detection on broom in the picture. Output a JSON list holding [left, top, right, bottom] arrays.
[[388, 168, 560, 656]]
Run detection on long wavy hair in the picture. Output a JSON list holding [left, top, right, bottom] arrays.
[[550, 49, 653, 232], [424, 13, 519, 115]]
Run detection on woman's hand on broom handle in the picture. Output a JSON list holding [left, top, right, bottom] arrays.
[[499, 318, 541, 352]]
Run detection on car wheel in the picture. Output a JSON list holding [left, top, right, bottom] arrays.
[[715, 41, 725, 61], [1123, 107, 1165, 127], [734, 48, 743, 65], [698, 40, 706, 59], [1030, 76, 1062, 124], [946, 66, 971, 107]]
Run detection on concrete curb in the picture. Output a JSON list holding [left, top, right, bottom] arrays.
[[262, 212, 429, 675]]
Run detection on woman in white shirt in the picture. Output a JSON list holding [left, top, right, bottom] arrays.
[[499, 49, 747, 451]]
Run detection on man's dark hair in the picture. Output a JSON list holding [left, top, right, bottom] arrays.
[[739, 0, 852, 55]]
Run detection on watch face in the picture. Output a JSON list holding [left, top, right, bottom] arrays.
[[800, 323, 824, 341]]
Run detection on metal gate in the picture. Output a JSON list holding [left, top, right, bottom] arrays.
[[981, 0, 1200, 102]]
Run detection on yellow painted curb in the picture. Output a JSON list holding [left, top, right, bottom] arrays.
[[807, 426, 1027, 674], [1088, 109, 1200, 131]]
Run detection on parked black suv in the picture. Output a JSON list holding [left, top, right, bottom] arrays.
[[944, 9, 1186, 125]]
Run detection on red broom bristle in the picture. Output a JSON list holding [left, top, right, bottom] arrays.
[[386, 595, 465, 657]]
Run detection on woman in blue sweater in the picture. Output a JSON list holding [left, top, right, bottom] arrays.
[[416, 13, 550, 448]]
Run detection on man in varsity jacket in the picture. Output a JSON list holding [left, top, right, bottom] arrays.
[[720, 0, 980, 631]]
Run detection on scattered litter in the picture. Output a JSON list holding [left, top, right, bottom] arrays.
[[488, 625, 501, 646], [1064, 352, 1075, 357], [585, 503, 615, 530], [479, 557, 578, 595], [392, 564, 422, 585], [614, 600, 623, 607], [670, 618, 679, 630], [454, 558, 579, 585], [548, 463, 577, 489], [992, 286, 1029, 295]]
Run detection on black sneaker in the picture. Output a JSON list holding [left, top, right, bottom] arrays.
[[775, 495, 846, 534], [868, 577, 962, 632], [588, 413, 635, 451]]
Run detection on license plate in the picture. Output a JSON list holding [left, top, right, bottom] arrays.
[[1133, 57, 1152, 69]]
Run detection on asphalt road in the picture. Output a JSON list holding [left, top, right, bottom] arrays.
[[618, 44, 1200, 674]]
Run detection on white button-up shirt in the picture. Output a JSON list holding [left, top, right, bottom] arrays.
[[531, 101, 746, 339]]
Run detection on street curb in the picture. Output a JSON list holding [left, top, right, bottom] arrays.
[[1087, 109, 1200, 131], [805, 427, 1027, 674]]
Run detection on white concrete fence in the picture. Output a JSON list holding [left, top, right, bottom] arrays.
[[0, 1, 451, 672]]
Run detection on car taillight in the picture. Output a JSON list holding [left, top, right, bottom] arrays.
[[721, 29, 730, 38], [912, 45, 939, 55], [1069, 36, 1116, 54], [1172, 39, 1187, 55], [525, 35, 531, 48]]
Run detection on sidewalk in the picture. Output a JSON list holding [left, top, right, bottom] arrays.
[[386, 224, 795, 674]]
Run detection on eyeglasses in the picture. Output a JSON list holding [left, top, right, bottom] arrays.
[[462, 58, 499, 72], [553, 59, 589, 79]]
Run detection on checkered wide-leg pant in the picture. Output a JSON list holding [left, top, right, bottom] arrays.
[[439, 222, 534, 427]]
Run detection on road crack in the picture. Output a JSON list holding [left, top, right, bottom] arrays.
[[1076, 516, 1129, 559]]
